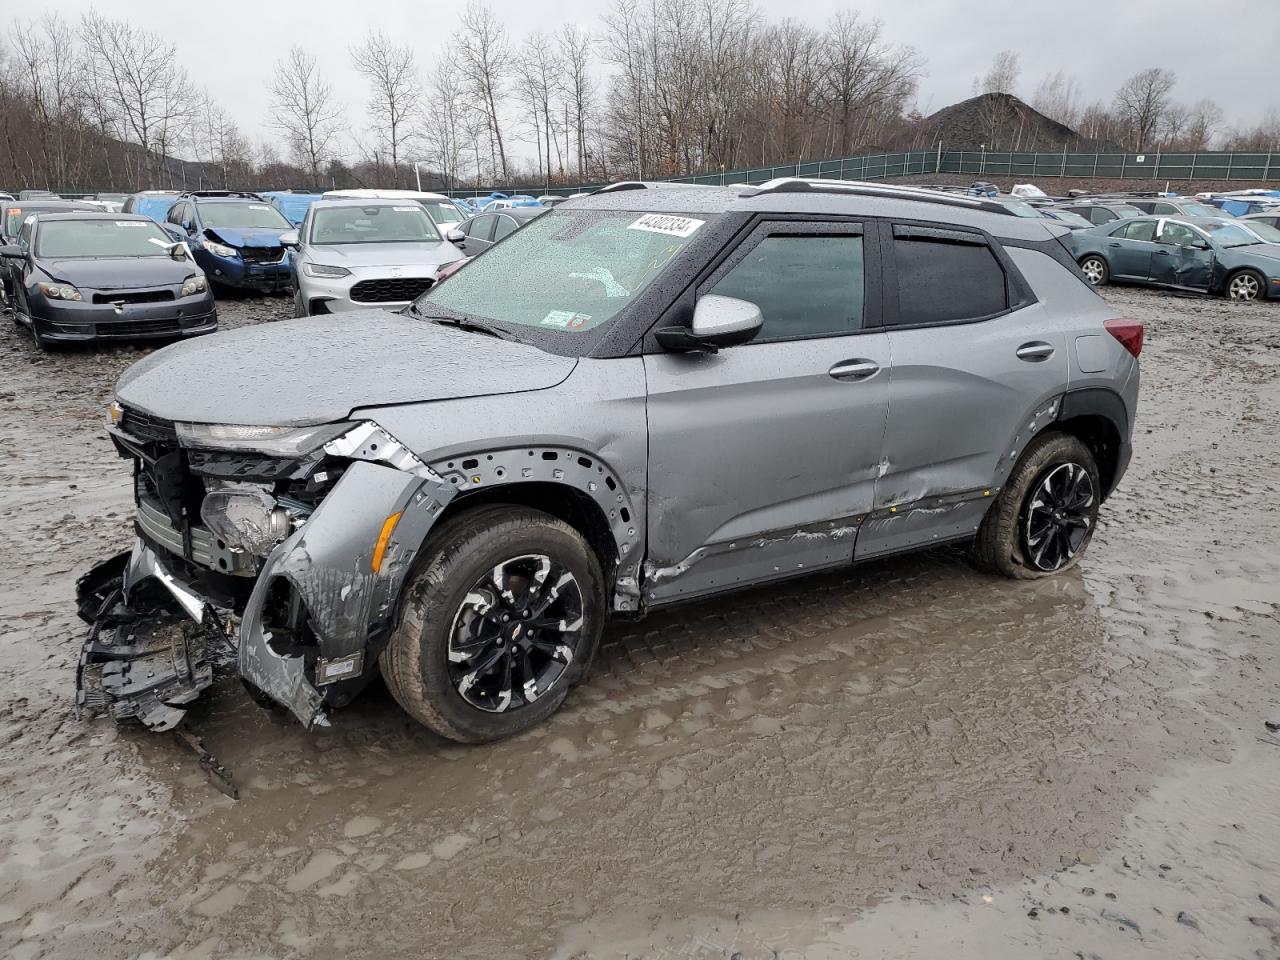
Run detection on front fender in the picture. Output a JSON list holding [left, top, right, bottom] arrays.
[[238, 460, 452, 727]]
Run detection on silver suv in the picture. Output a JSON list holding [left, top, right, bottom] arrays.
[[78, 179, 1141, 742]]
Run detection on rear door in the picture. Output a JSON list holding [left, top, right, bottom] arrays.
[[643, 218, 890, 603], [859, 221, 1068, 558], [463, 214, 497, 253], [1107, 219, 1157, 280]]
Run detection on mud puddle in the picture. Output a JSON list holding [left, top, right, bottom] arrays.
[[1, 288, 1279, 959]]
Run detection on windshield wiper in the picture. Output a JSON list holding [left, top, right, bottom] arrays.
[[405, 302, 516, 341]]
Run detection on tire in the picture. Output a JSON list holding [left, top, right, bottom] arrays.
[[1225, 268, 1264, 302], [972, 431, 1101, 580], [381, 506, 606, 743], [29, 315, 53, 351], [1079, 255, 1109, 287]]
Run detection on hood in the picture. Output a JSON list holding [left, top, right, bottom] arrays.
[[1238, 244, 1280, 265], [44, 256, 195, 290], [204, 226, 286, 248], [309, 240, 463, 270], [115, 311, 577, 426]]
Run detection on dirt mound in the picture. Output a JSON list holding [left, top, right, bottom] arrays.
[[905, 92, 1119, 152]]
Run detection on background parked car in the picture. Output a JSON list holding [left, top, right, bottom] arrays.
[[321, 189, 466, 230], [1241, 212, 1280, 233], [1119, 196, 1224, 218], [1071, 215, 1280, 301], [261, 190, 322, 227], [162, 191, 293, 293], [17, 189, 59, 200], [284, 198, 464, 316], [1039, 208, 1095, 230], [121, 190, 182, 223], [0, 212, 215, 348], [1053, 201, 1145, 226], [1, 199, 100, 302], [450, 206, 545, 255]]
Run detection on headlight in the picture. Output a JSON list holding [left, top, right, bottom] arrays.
[[200, 484, 292, 556], [304, 262, 351, 278], [37, 282, 83, 301], [180, 275, 208, 297], [202, 239, 237, 257], [108, 400, 124, 425], [175, 420, 351, 457]]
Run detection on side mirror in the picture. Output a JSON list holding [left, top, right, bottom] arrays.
[[0, 243, 23, 259], [279, 230, 300, 249], [446, 228, 466, 245], [655, 294, 764, 353], [168, 242, 190, 261]]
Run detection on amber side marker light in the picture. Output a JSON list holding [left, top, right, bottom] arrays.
[[371, 511, 403, 574]]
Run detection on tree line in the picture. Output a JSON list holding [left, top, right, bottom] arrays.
[[2, 7, 1278, 195]]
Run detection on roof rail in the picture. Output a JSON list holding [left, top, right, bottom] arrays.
[[180, 190, 264, 200], [739, 178, 1016, 216]]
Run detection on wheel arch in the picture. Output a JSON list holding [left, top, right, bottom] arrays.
[[1053, 389, 1129, 499], [423, 445, 643, 613]]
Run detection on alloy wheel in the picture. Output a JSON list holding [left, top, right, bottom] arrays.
[[1021, 462, 1095, 572], [446, 554, 583, 713], [1080, 258, 1105, 285], [1228, 273, 1260, 301]]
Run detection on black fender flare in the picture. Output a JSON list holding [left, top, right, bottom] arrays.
[[1055, 387, 1132, 498]]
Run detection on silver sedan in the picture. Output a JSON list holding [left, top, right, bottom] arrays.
[[283, 198, 465, 316]]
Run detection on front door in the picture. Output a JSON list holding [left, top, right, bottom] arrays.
[[1150, 220, 1215, 291], [644, 220, 889, 604]]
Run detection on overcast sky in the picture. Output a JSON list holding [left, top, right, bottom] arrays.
[[40, 0, 1280, 162]]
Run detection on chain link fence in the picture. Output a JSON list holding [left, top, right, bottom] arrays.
[[447, 149, 1279, 199]]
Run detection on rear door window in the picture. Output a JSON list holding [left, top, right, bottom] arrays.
[[887, 226, 1008, 325], [1091, 208, 1118, 224], [493, 215, 518, 242], [1121, 221, 1157, 242], [707, 233, 865, 342], [1151, 202, 1177, 215], [468, 215, 497, 242]]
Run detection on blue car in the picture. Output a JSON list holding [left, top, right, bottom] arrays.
[[261, 190, 322, 227], [1070, 214, 1280, 302], [121, 191, 183, 223], [160, 191, 293, 293]]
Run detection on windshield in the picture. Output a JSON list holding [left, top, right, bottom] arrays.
[[1112, 205, 1143, 218], [1049, 210, 1094, 229], [1243, 220, 1280, 244], [199, 201, 291, 230], [1207, 222, 1266, 248], [417, 209, 705, 333], [35, 218, 173, 258], [998, 198, 1043, 218], [5, 205, 73, 237], [1178, 202, 1219, 217], [418, 200, 463, 225], [311, 205, 441, 244]]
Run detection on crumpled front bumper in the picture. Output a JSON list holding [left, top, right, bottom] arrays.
[[77, 458, 447, 731]]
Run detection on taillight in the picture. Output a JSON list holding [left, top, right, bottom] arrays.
[[1104, 318, 1143, 357]]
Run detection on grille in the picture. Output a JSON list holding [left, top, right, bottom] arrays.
[[99, 318, 181, 337], [350, 276, 433, 303], [119, 408, 177, 443], [240, 246, 285, 264], [92, 289, 175, 305]]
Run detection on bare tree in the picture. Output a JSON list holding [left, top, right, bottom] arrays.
[[350, 31, 421, 187], [11, 14, 83, 188], [1223, 108, 1280, 152], [1032, 70, 1081, 129], [269, 46, 344, 184], [516, 33, 562, 186], [1113, 67, 1176, 152], [420, 64, 468, 188], [1182, 99, 1223, 152], [979, 50, 1020, 96], [80, 11, 195, 183], [821, 12, 922, 157], [454, 2, 511, 179], [558, 25, 596, 179]]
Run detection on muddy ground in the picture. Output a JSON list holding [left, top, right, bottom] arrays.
[[1, 286, 1279, 960]]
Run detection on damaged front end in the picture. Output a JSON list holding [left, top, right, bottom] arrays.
[[77, 409, 453, 731]]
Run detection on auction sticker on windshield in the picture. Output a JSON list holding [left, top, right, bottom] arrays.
[[541, 310, 592, 329], [627, 214, 705, 238]]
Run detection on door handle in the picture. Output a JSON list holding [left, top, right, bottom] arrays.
[[1108, 242, 1120, 248], [1155, 249, 1170, 256], [828, 359, 880, 381], [1016, 341, 1055, 362]]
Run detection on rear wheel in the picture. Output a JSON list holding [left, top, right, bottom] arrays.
[[381, 506, 606, 743], [1226, 268, 1264, 301], [973, 432, 1100, 580], [1079, 255, 1108, 286]]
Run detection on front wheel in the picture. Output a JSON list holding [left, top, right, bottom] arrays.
[[1079, 255, 1109, 286], [293, 290, 307, 317], [972, 432, 1100, 580], [1226, 269, 1264, 301], [381, 506, 606, 743]]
